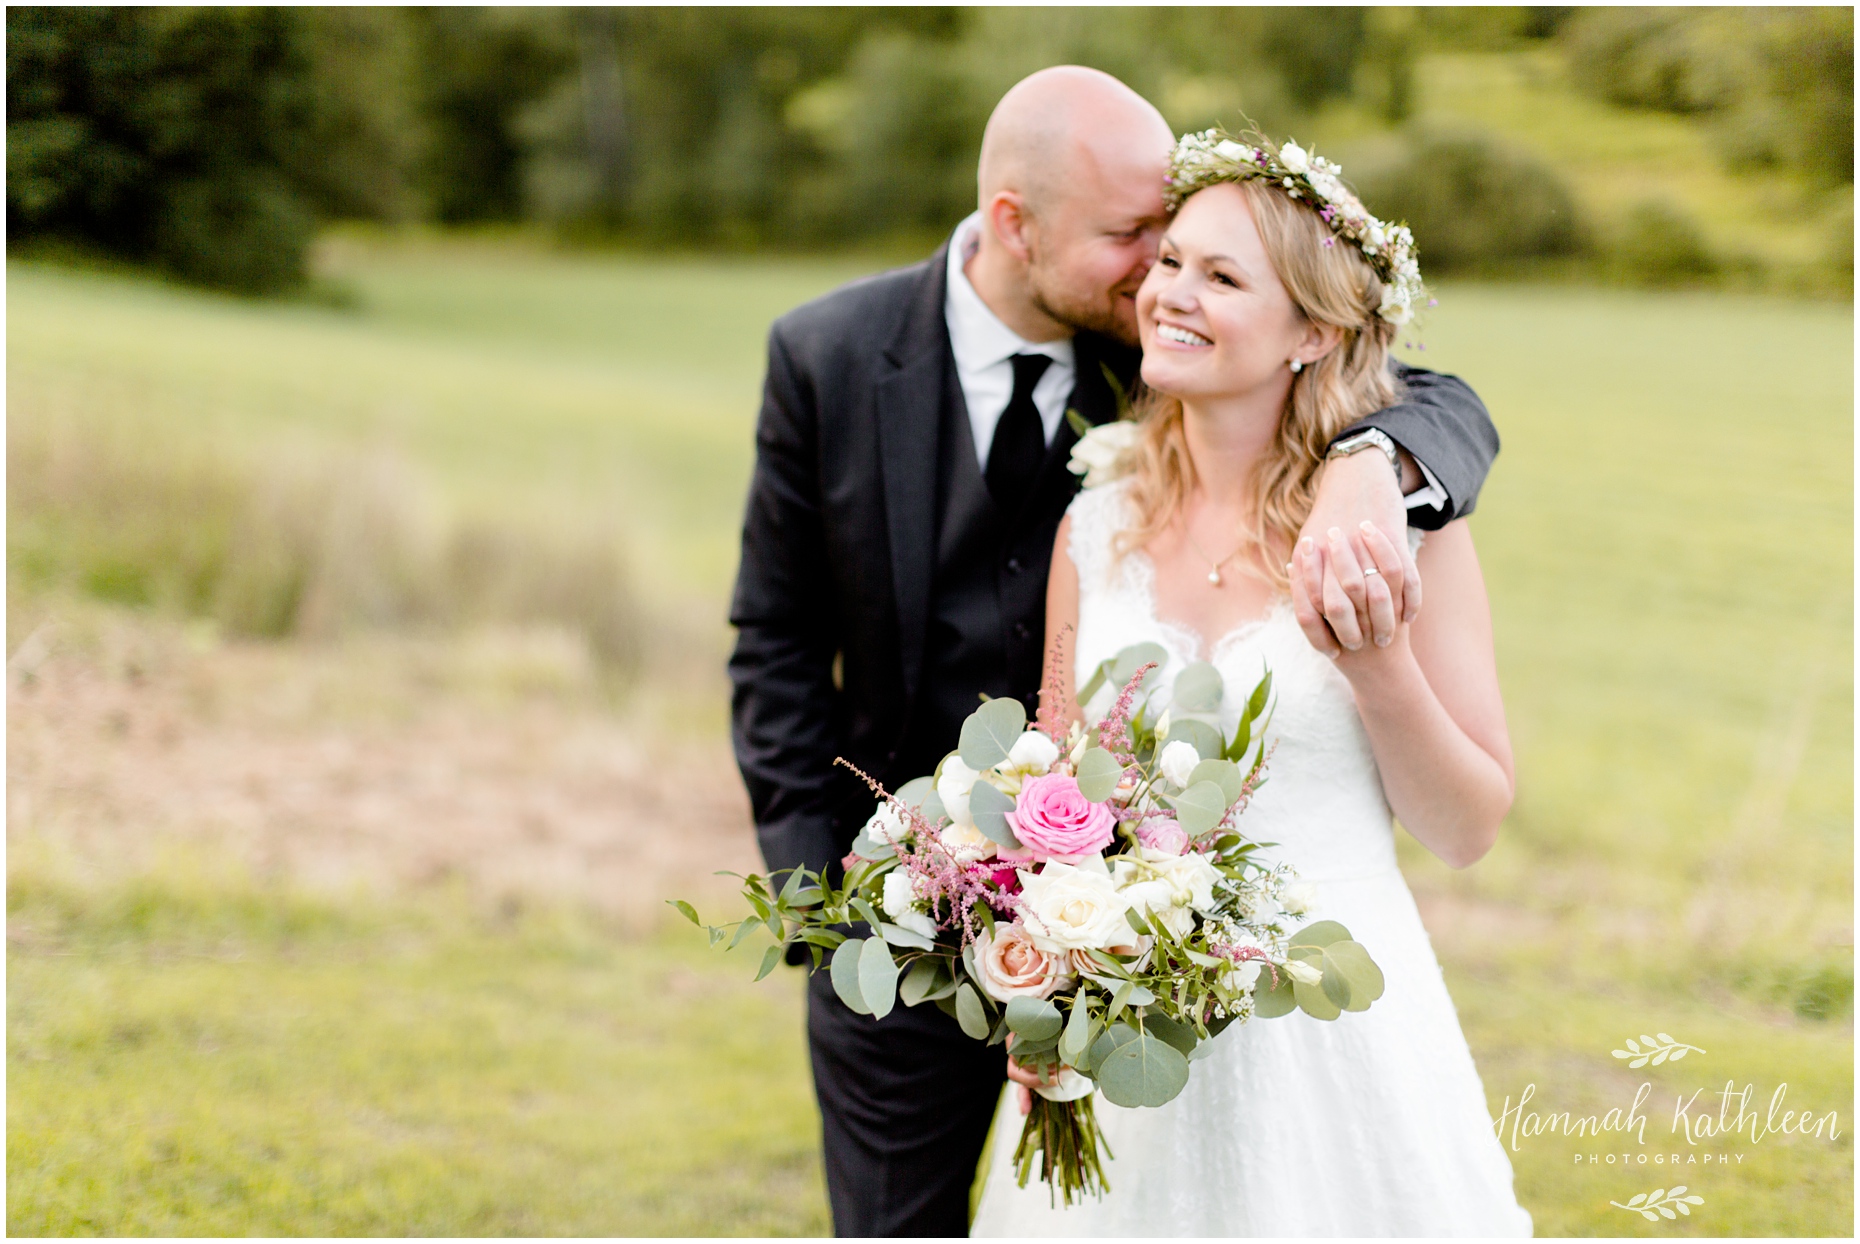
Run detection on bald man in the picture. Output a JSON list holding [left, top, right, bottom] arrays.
[[729, 67, 1499, 1235]]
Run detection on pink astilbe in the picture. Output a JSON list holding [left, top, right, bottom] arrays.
[[1036, 623, 1077, 744], [1094, 661, 1157, 768], [834, 758, 1016, 948]]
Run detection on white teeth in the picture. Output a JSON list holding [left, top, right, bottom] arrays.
[[1158, 325, 1212, 346]]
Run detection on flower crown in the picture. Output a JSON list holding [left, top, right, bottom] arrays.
[[1164, 128, 1426, 326]]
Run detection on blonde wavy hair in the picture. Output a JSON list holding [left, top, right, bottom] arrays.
[[1118, 177, 1400, 589]]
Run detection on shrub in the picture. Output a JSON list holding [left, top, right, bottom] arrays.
[[1350, 128, 1585, 273], [1606, 199, 1719, 286]]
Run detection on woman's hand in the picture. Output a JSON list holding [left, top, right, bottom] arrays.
[[1290, 520, 1416, 660], [1005, 1033, 1059, 1116]]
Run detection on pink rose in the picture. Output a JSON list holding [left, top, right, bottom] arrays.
[[973, 922, 1074, 1002], [1134, 815, 1188, 855], [988, 866, 1023, 893], [1008, 773, 1115, 862]]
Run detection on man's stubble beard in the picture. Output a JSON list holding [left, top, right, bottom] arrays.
[[1028, 272, 1140, 347]]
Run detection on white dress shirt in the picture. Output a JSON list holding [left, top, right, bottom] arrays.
[[944, 213, 1075, 468], [941, 213, 1448, 513]]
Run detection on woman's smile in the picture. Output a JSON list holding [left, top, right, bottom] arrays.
[[1153, 322, 1213, 348]]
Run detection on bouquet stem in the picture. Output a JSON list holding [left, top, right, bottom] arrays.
[[1012, 1093, 1112, 1206]]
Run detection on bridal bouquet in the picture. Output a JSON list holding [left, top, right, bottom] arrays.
[[676, 645, 1385, 1204]]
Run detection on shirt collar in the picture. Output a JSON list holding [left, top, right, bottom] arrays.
[[945, 213, 1074, 374]]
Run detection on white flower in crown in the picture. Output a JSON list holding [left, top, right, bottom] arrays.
[[1278, 141, 1311, 174], [1378, 283, 1414, 326]]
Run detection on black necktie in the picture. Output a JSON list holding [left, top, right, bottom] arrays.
[[985, 353, 1053, 509]]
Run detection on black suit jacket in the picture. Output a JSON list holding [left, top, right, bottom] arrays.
[[728, 243, 1498, 880]]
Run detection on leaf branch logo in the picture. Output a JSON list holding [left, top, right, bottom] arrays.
[[1611, 1033, 1704, 1068], [1611, 1186, 1704, 1221]]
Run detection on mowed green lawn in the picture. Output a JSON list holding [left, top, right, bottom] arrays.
[[8, 245, 1852, 1235]]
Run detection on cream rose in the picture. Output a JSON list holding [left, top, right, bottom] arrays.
[[936, 756, 981, 827], [973, 921, 1073, 1002], [881, 869, 938, 939], [940, 821, 997, 864], [1158, 739, 1201, 788], [1066, 420, 1140, 489], [1017, 861, 1134, 952], [1006, 730, 1061, 775], [1280, 881, 1317, 917]]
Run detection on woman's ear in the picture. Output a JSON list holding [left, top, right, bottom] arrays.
[[1299, 319, 1346, 366]]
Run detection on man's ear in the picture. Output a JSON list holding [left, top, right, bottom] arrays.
[[985, 190, 1037, 264]]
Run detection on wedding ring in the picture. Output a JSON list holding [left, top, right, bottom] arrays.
[[1362, 566, 1381, 576]]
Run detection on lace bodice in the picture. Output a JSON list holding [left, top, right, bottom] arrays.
[[1066, 478, 1401, 883]]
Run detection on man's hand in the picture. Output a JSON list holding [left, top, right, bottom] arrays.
[[1290, 450, 1421, 654]]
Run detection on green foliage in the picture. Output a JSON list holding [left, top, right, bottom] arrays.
[[1352, 128, 1585, 272], [1606, 199, 1720, 286]]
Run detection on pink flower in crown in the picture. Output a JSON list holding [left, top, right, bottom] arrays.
[[1007, 773, 1115, 863], [1134, 815, 1189, 855]]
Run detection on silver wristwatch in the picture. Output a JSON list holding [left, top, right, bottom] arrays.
[[1326, 428, 1401, 477]]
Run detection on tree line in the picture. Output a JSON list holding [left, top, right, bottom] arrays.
[[8, 7, 1851, 293]]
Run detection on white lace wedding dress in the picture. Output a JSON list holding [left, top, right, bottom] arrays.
[[970, 478, 1533, 1237]]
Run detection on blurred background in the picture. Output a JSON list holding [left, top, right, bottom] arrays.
[[6, 6, 1852, 1236]]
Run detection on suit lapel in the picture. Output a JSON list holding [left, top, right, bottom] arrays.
[[875, 243, 954, 705]]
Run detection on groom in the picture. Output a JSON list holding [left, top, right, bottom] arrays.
[[729, 66, 1500, 1236]]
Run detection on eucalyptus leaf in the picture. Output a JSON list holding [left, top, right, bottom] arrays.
[[1320, 963, 1354, 1009], [1293, 975, 1342, 1021], [831, 940, 872, 1016], [878, 922, 935, 951], [918, 790, 946, 823], [1167, 718, 1225, 764], [960, 697, 1027, 770], [1005, 996, 1064, 1041], [1110, 641, 1169, 690], [1172, 661, 1224, 713], [1323, 940, 1385, 1009], [859, 937, 900, 1019], [1059, 999, 1094, 1066], [1096, 1034, 1191, 1107], [1125, 983, 1157, 1007], [1077, 658, 1115, 708], [1187, 758, 1244, 805], [1289, 919, 1352, 948], [894, 776, 936, 807], [1141, 1012, 1199, 1057], [955, 982, 990, 1040], [1075, 747, 1123, 802], [1252, 966, 1297, 1018], [900, 957, 949, 1006], [1081, 1022, 1140, 1075], [1168, 779, 1230, 835], [967, 780, 1022, 848]]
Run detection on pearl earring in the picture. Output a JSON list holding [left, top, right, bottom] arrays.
[[1288, 358, 1304, 374]]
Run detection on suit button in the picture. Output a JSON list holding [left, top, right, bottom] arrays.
[[1013, 622, 1031, 640], [1005, 557, 1023, 574]]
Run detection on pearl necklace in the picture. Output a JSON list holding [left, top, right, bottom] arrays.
[[1184, 530, 1248, 587]]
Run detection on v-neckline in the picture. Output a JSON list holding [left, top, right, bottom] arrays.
[[1131, 548, 1291, 663]]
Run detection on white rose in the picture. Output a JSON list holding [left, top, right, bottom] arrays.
[[937, 755, 980, 827], [1280, 881, 1317, 916], [1018, 862, 1134, 952], [1034, 1067, 1098, 1102], [1284, 959, 1323, 986], [1158, 739, 1201, 788], [1006, 730, 1060, 775], [862, 802, 910, 846], [1214, 138, 1247, 161], [1279, 141, 1310, 174], [1156, 850, 1222, 913], [940, 821, 997, 863], [1066, 421, 1140, 488], [881, 869, 917, 920], [1114, 847, 1220, 918]]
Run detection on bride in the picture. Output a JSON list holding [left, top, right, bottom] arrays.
[[970, 135, 1534, 1237]]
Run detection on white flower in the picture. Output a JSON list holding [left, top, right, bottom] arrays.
[[1284, 958, 1323, 986], [862, 802, 910, 846], [1066, 420, 1140, 488], [1153, 709, 1172, 740], [881, 869, 938, 938], [1006, 730, 1060, 775], [1111, 847, 1222, 924], [1377, 282, 1414, 326], [1018, 861, 1134, 952], [1280, 881, 1317, 916], [1158, 739, 1201, 788], [1279, 141, 1310, 174], [937, 755, 980, 827], [940, 821, 997, 863], [1034, 1067, 1098, 1102], [1214, 138, 1247, 161], [1221, 959, 1262, 994]]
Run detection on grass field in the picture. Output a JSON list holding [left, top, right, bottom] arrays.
[[8, 244, 1853, 1235]]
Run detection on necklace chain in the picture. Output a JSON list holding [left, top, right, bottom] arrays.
[[1184, 528, 1248, 588]]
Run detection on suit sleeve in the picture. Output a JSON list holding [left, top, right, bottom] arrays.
[[1336, 362, 1500, 530], [727, 325, 847, 881]]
